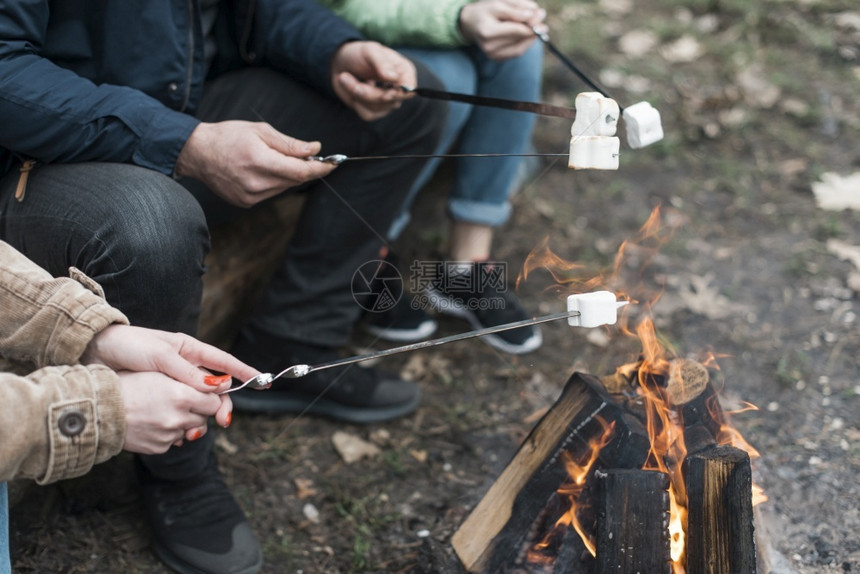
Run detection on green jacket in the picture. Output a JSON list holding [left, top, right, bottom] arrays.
[[321, 0, 471, 48]]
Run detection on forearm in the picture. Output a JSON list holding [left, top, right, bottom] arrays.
[[0, 242, 128, 368], [0, 364, 125, 484]]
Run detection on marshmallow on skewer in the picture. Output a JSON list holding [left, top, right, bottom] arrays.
[[569, 136, 620, 170], [622, 101, 664, 149], [571, 92, 620, 137], [567, 291, 629, 328], [569, 92, 621, 170]]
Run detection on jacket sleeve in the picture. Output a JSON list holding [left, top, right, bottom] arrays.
[[0, 364, 125, 484], [0, 241, 128, 483], [0, 0, 200, 175], [250, 0, 365, 97], [321, 0, 470, 48], [0, 241, 129, 368]]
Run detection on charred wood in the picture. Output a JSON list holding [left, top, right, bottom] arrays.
[[451, 373, 651, 573], [594, 469, 672, 574], [685, 445, 757, 574], [665, 359, 710, 406]]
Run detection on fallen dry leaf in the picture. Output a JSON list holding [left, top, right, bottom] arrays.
[[660, 35, 703, 63], [599, 0, 633, 17], [294, 478, 319, 500], [214, 433, 239, 455], [618, 29, 658, 58], [833, 11, 860, 31], [331, 431, 381, 464], [736, 64, 781, 108], [779, 158, 809, 178], [400, 353, 426, 381], [660, 272, 749, 320], [826, 239, 860, 269], [811, 172, 860, 211], [409, 449, 428, 463], [369, 428, 392, 446]]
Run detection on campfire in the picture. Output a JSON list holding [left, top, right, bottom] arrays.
[[451, 208, 765, 573]]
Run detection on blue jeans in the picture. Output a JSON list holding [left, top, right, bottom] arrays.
[[390, 42, 543, 238], [0, 482, 9, 574]]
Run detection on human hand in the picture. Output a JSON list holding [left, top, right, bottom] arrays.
[[174, 120, 337, 207], [459, 0, 548, 60], [118, 371, 226, 454], [331, 41, 416, 121], [82, 325, 258, 442]]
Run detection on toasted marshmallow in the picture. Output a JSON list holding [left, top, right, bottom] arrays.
[[572, 92, 620, 137]]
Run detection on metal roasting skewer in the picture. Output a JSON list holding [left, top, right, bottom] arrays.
[[399, 85, 577, 119], [307, 153, 570, 165], [531, 26, 623, 112], [223, 307, 626, 393]]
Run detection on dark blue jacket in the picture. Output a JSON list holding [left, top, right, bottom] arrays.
[[0, 0, 363, 178]]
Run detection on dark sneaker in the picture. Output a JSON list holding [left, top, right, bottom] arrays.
[[229, 330, 421, 424], [136, 453, 262, 574], [425, 262, 542, 355], [364, 293, 437, 342], [356, 251, 438, 343]]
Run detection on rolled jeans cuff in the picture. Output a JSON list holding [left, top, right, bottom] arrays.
[[448, 198, 512, 228]]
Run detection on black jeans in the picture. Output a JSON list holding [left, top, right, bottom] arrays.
[[0, 64, 445, 479]]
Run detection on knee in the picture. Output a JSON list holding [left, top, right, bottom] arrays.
[[78, 170, 209, 323], [410, 62, 449, 124], [107, 176, 208, 276]]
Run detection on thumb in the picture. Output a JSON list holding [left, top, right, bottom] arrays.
[[259, 124, 321, 158]]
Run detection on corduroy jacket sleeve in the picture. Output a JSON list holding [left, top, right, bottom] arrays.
[[0, 241, 128, 483]]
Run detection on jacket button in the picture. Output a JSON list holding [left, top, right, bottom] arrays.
[[167, 82, 180, 93], [58, 412, 86, 437]]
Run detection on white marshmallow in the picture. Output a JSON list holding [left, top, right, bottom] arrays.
[[622, 101, 664, 149], [571, 92, 620, 137], [567, 291, 626, 328], [568, 136, 620, 170]]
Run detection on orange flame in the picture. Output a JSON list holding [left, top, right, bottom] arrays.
[[527, 418, 616, 562], [520, 205, 765, 571]]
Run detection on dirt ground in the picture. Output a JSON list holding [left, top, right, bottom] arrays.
[[9, 0, 859, 573]]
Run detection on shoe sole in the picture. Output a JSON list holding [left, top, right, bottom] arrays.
[[425, 287, 543, 355], [230, 390, 421, 424], [364, 318, 438, 342], [152, 539, 263, 574]]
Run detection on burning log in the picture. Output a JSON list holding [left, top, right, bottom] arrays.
[[593, 469, 672, 574], [664, 359, 709, 406], [682, 422, 718, 458], [451, 373, 651, 573], [684, 445, 757, 574], [552, 526, 593, 574]]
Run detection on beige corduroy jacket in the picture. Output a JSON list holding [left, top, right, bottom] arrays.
[[0, 241, 129, 484]]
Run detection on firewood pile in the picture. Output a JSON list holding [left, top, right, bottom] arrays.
[[448, 358, 758, 574]]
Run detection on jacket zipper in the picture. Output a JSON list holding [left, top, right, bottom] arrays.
[[15, 159, 37, 202], [239, 0, 257, 63]]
